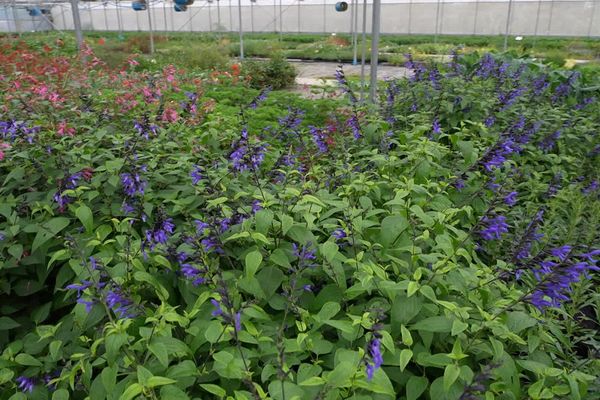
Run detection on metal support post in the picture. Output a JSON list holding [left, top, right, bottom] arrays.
[[238, 0, 244, 58], [369, 0, 380, 103], [359, 0, 367, 101], [70, 0, 84, 51], [147, 1, 155, 53], [503, 0, 513, 51]]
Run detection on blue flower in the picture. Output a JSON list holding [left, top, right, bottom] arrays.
[[144, 218, 175, 251], [121, 171, 147, 197], [432, 117, 441, 135], [211, 299, 223, 317], [190, 165, 203, 185], [310, 126, 328, 153], [293, 243, 316, 261], [550, 245, 572, 261], [106, 287, 138, 318], [528, 256, 599, 310], [194, 219, 209, 235], [332, 229, 346, 240], [366, 337, 383, 381], [181, 264, 206, 286], [234, 311, 242, 332], [504, 191, 518, 207], [16, 376, 36, 393], [479, 215, 509, 241], [248, 87, 272, 109]]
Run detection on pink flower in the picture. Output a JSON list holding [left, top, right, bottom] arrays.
[[57, 121, 75, 137], [0, 142, 11, 161], [162, 108, 178, 123], [48, 92, 62, 104], [34, 84, 48, 96]]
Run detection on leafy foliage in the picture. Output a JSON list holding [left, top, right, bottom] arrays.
[[0, 39, 599, 400]]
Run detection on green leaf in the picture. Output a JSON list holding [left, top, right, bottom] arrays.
[[567, 374, 580, 400], [517, 360, 548, 375], [0, 316, 20, 330], [101, 367, 117, 393], [257, 267, 285, 298], [148, 341, 169, 368], [506, 311, 537, 333], [268, 380, 305, 400], [245, 250, 263, 278], [401, 325, 413, 346], [147, 376, 177, 388], [47, 217, 71, 234], [412, 316, 453, 332], [321, 241, 339, 263], [200, 383, 227, 397], [298, 376, 326, 386], [76, 204, 94, 232], [400, 349, 413, 372], [106, 333, 129, 365], [119, 383, 143, 400], [160, 385, 190, 400], [166, 360, 198, 380], [392, 294, 422, 327], [255, 209, 273, 234], [31, 228, 53, 253], [301, 194, 326, 208], [52, 389, 69, 400], [410, 205, 435, 227], [270, 248, 291, 268], [48, 249, 71, 269], [205, 320, 225, 343], [326, 361, 355, 388], [380, 215, 409, 247], [406, 376, 428, 400], [317, 302, 341, 321], [444, 364, 460, 392], [528, 379, 546, 399], [137, 366, 153, 387], [279, 214, 294, 235], [15, 353, 43, 366], [134, 271, 169, 301], [451, 320, 468, 336], [407, 281, 420, 297], [0, 369, 14, 385]]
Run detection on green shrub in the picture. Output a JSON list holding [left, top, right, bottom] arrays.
[[243, 54, 297, 89], [157, 43, 231, 71]]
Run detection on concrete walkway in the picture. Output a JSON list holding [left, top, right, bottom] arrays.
[[291, 60, 410, 86]]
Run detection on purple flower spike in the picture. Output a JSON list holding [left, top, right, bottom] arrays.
[[309, 126, 328, 153], [190, 165, 203, 185], [504, 191, 518, 207], [366, 337, 383, 381], [16, 376, 36, 393], [211, 299, 223, 317], [234, 311, 242, 332], [194, 220, 209, 235], [432, 117, 441, 135], [251, 200, 262, 214], [181, 264, 206, 286], [293, 243, 317, 261], [332, 229, 347, 240], [479, 215, 509, 241], [550, 245, 572, 261]]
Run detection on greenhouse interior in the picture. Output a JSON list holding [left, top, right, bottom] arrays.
[[0, 0, 599, 398]]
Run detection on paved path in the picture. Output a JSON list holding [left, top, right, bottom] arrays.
[[290, 60, 410, 87]]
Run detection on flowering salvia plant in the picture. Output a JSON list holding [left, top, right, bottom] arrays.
[[0, 37, 598, 399]]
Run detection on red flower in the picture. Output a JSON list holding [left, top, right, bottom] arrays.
[[81, 168, 94, 181]]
